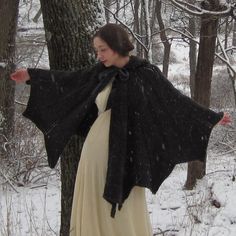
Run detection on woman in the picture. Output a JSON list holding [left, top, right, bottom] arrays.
[[11, 23, 230, 236]]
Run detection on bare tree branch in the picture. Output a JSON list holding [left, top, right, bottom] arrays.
[[169, 0, 231, 17], [0, 168, 19, 193], [151, 26, 236, 78], [216, 35, 236, 77], [15, 100, 27, 106]]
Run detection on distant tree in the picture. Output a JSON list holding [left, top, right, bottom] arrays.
[[170, 0, 234, 189], [155, 0, 171, 77], [186, 0, 234, 189], [104, 0, 112, 22], [133, 0, 142, 57], [188, 0, 197, 98], [39, 0, 105, 235], [233, 19, 236, 46], [0, 0, 19, 159], [141, 0, 152, 61]]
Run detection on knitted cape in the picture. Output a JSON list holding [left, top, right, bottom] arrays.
[[23, 56, 223, 217]]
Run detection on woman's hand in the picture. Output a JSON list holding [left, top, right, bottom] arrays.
[[10, 69, 30, 83], [218, 113, 232, 125]]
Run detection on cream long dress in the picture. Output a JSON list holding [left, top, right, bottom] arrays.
[[69, 79, 153, 236]]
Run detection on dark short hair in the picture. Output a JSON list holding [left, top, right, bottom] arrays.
[[93, 23, 134, 56]]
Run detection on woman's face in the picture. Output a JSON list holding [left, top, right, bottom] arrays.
[[93, 36, 120, 67]]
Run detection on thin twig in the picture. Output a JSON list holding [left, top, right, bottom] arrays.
[[0, 169, 19, 193], [214, 149, 236, 157], [15, 100, 27, 106], [169, 0, 231, 17]]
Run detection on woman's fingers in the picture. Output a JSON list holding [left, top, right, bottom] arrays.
[[10, 71, 20, 81], [10, 69, 30, 83], [218, 113, 232, 125]]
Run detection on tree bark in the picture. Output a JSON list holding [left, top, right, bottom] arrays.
[[141, 0, 152, 61], [233, 19, 236, 46], [39, 1, 105, 235], [133, 0, 142, 57], [0, 0, 19, 159], [189, 15, 197, 98], [224, 16, 229, 49], [185, 12, 219, 190], [155, 0, 171, 78], [104, 0, 111, 23]]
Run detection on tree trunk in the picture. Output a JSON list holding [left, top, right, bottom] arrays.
[[188, 0, 197, 98], [156, 0, 171, 78], [189, 15, 197, 98], [141, 0, 152, 61], [0, 0, 19, 159], [133, 0, 142, 57], [185, 12, 219, 190], [233, 19, 236, 46], [104, 0, 111, 23], [39, 1, 105, 235], [224, 16, 229, 49]]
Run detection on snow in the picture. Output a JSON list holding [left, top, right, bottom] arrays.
[[147, 152, 236, 235], [0, 183, 60, 236], [168, 42, 190, 76], [2, 151, 235, 235], [0, 62, 7, 68], [1, 0, 235, 235]]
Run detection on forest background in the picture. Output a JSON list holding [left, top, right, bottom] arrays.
[[0, 0, 236, 235]]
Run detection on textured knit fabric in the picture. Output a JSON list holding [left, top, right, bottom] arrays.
[[69, 80, 153, 236], [23, 56, 224, 216]]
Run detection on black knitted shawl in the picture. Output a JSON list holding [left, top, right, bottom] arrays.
[[23, 56, 223, 217]]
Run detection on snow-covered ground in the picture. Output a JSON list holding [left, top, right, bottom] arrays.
[[0, 182, 60, 236], [1, 151, 235, 235], [147, 151, 236, 236], [1, 1, 236, 235]]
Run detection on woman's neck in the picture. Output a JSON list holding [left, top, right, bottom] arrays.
[[114, 56, 130, 68]]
